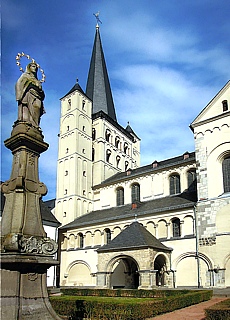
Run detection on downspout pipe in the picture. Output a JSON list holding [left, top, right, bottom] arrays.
[[194, 205, 200, 288]]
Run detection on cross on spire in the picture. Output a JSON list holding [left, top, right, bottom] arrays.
[[93, 11, 102, 26]]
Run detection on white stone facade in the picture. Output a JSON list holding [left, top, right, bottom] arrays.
[[56, 82, 230, 289]]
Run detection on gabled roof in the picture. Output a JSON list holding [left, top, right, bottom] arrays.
[[60, 191, 197, 230], [97, 221, 172, 252], [86, 25, 117, 121], [61, 81, 86, 100], [190, 80, 230, 129]]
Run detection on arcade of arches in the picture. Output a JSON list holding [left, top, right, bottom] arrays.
[[64, 250, 225, 288]]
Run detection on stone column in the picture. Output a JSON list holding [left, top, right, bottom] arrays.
[[1, 121, 61, 319], [138, 270, 158, 289]]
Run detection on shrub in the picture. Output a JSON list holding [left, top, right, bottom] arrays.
[[60, 288, 191, 298], [205, 299, 230, 320], [50, 290, 212, 320]]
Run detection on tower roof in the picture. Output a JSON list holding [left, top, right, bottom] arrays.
[[86, 25, 117, 121], [61, 80, 85, 99]]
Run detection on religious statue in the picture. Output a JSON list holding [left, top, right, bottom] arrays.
[[15, 62, 45, 127]]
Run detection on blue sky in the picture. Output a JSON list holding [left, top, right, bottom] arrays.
[[2, 0, 230, 200]]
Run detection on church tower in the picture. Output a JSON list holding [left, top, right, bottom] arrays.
[[55, 23, 140, 225], [55, 82, 93, 225], [86, 24, 140, 186]]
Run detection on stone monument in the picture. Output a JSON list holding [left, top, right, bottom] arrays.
[[0, 53, 61, 319]]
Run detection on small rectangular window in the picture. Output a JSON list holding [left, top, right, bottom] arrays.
[[222, 100, 228, 112]]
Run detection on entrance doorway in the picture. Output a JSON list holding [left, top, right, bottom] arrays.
[[110, 257, 139, 289], [154, 254, 167, 286]]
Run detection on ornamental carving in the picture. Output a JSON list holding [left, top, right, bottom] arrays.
[[19, 236, 58, 255], [199, 236, 216, 246]]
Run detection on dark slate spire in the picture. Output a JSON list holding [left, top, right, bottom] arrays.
[[86, 25, 117, 121]]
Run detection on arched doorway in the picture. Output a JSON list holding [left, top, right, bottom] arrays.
[[154, 254, 167, 286], [110, 256, 139, 289]]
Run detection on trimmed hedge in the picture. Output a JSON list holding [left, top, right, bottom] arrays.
[[50, 290, 212, 320], [205, 299, 230, 320], [60, 288, 191, 298]]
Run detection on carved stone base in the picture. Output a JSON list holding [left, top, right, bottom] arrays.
[[1, 254, 61, 320]]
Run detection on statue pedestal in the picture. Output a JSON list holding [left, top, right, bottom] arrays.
[[1, 254, 61, 319], [1, 122, 61, 319]]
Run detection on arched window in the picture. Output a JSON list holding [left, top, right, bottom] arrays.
[[105, 228, 111, 244], [106, 149, 111, 162], [187, 169, 197, 191], [116, 155, 121, 168], [92, 148, 95, 161], [172, 218, 181, 237], [82, 100, 86, 110], [169, 174, 181, 195], [223, 156, 230, 193], [115, 136, 120, 148], [125, 161, 129, 171], [105, 129, 111, 142], [124, 142, 128, 154], [116, 187, 124, 206], [131, 183, 140, 203], [92, 128, 96, 140], [78, 233, 84, 248], [67, 98, 71, 110]]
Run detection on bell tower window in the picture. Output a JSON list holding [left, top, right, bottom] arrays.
[[105, 129, 111, 142], [67, 99, 71, 110], [106, 149, 111, 162]]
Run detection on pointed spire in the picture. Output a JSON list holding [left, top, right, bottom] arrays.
[[61, 78, 85, 99], [86, 25, 117, 121]]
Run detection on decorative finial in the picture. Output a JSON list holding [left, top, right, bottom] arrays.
[[93, 11, 102, 27], [76, 78, 79, 83]]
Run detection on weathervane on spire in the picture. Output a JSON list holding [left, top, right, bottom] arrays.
[[93, 11, 102, 25]]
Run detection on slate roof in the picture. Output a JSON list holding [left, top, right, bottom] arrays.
[[94, 152, 196, 188], [97, 221, 172, 252], [86, 26, 117, 121], [60, 191, 197, 230], [40, 200, 61, 227], [61, 81, 86, 100]]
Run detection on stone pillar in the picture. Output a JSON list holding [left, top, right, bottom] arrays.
[[138, 270, 158, 289], [1, 121, 61, 319], [97, 272, 109, 288]]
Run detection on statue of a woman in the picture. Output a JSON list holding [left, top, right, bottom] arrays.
[[15, 63, 45, 127]]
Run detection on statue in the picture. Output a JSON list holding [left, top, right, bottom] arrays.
[[15, 62, 45, 127]]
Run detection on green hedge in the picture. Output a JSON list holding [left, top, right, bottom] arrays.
[[50, 290, 212, 320], [60, 288, 191, 298], [205, 299, 230, 320]]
